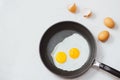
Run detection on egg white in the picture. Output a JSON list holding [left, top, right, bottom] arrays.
[[51, 33, 90, 71]]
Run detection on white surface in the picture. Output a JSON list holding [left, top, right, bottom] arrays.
[[0, 0, 120, 80]]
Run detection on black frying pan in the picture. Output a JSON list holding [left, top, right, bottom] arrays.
[[39, 21, 120, 78]]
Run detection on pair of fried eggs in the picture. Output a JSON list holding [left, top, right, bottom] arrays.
[[51, 33, 90, 71]]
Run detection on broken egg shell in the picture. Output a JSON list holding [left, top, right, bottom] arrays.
[[82, 8, 92, 18], [68, 3, 77, 13]]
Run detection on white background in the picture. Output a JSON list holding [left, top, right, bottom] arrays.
[[0, 0, 120, 80]]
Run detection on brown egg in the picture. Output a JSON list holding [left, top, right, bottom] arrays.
[[104, 17, 115, 28], [98, 31, 110, 42]]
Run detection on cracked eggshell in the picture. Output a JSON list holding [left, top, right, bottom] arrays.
[[68, 3, 77, 13], [82, 8, 92, 18]]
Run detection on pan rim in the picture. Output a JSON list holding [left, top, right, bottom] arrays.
[[39, 21, 96, 78]]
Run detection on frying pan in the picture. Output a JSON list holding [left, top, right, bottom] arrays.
[[39, 21, 120, 78]]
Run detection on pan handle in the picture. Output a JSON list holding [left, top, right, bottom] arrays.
[[93, 60, 120, 78]]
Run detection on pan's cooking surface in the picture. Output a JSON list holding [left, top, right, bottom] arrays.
[[39, 21, 96, 78], [48, 30, 90, 71]]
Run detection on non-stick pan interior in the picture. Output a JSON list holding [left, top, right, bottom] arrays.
[[39, 21, 96, 78]]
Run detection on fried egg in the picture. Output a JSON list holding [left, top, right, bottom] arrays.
[[51, 33, 90, 71]]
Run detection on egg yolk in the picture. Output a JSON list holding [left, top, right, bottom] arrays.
[[69, 48, 80, 59], [55, 52, 67, 64]]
